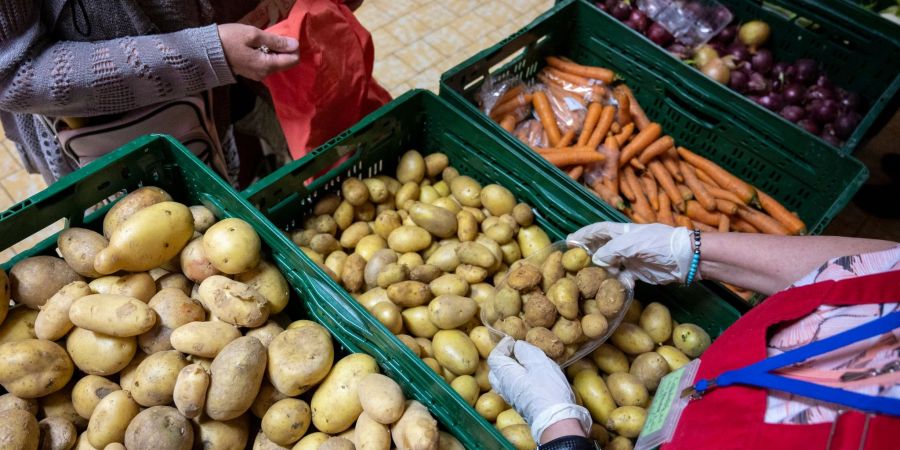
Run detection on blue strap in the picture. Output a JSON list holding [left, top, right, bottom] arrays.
[[693, 311, 900, 416]]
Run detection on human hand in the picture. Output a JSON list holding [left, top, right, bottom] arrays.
[[218, 23, 300, 81], [488, 337, 591, 443], [567, 222, 694, 286]]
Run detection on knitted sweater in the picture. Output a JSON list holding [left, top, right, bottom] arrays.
[[0, 0, 254, 182]]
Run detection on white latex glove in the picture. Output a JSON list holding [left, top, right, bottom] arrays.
[[488, 337, 592, 443], [567, 222, 694, 287]]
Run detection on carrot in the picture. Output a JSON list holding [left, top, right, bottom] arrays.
[[577, 103, 604, 146], [601, 136, 621, 195], [568, 165, 584, 180], [614, 122, 635, 147], [489, 94, 533, 121], [678, 147, 756, 204], [731, 218, 759, 233], [676, 184, 694, 201], [499, 115, 517, 132], [625, 166, 656, 222], [617, 84, 651, 130], [685, 200, 723, 227], [543, 81, 588, 108], [637, 135, 675, 165], [540, 72, 607, 101], [545, 67, 594, 88], [556, 129, 576, 148], [704, 184, 744, 204], [718, 214, 730, 233], [692, 220, 717, 232], [735, 207, 789, 235], [757, 190, 806, 235], [619, 176, 636, 202], [592, 180, 625, 210], [532, 91, 562, 147], [679, 161, 716, 212], [631, 211, 653, 224], [587, 105, 617, 148], [641, 174, 659, 211], [648, 160, 684, 212], [610, 122, 622, 134], [545, 56, 615, 84], [662, 156, 684, 183], [534, 146, 599, 155], [657, 188, 675, 226], [716, 199, 739, 215], [542, 150, 605, 167], [618, 123, 662, 168], [612, 86, 632, 125], [629, 158, 646, 171], [694, 168, 719, 187], [674, 214, 694, 229], [497, 84, 524, 105]]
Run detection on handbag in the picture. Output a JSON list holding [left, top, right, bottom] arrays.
[[39, 92, 229, 177]]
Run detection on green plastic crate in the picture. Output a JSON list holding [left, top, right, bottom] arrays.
[[440, 0, 868, 237], [244, 90, 743, 448], [0, 135, 489, 449]]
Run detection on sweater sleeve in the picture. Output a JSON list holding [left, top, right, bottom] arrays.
[[0, 3, 236, 117]]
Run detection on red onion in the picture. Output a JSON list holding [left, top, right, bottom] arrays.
[[797, 119, 821, 134], [779, 105, 805, 122], [611, 1, 631, 20], [726, 42, 751, 62], [840, 91, 864, 112], [782, 84, 807, 105], [793, 59, 818, 84], [747, 72, 769, 94], [647, 22, 674, 46], [628, 9, 649, 32], [811, 99, 839, 124], [751, 49, 774, 74], [729, 70, 750, 93], [757, 93, 784, 111], [833, 112, 862, 139]]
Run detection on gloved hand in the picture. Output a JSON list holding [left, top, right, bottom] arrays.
[[567, 222, 694, 286], [488, 337, 592, 443]]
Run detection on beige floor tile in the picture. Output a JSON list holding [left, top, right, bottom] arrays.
[[423, 25, 472, 58], [473, 1, 516, 28], [413, 3, 457, 30], [393, 40, 443, 73], [373, 55, 419, 92], [0, 142, 22, 180], [386, 13, 430, 44], [355, 3, 394, 30], [389, 82, 414, 99], [449, 13, 493, 41], [372, 27, 404, 60], [377, 0, 418, 18], [1, 170, 47, 203], [0, 188, 13, 211], [407, 68, 443, 93], [443, 0, 482, 14]]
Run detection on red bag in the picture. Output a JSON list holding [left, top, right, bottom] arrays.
[[263, 0, 392, 159]]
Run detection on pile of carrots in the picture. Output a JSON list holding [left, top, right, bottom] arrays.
[[486, 57, 808, 299]]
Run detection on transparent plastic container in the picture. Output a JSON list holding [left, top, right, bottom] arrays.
[[482, 241, 634, 368], [637, 0, 733, 47]]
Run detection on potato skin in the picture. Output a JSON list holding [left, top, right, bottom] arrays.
[[58, 228, 108, 278], [202, 218, 261, 275], [86, 390, 140, 448], [180, 237, 222, 283], [266, 325, 334, 396], [0, 306, 38, 343], [0, 339, 73, 398], [35, 281, 92, 341], [573, 370, 617, 424], [69, 294, 156, 337], [198, 276, 269, 328], [310, 353, 378, 434], [72, 375, 120, 420], [234, 260, 290, 314], [427, 295, 477, 330], [261, 398, 310, 446], [0, 408, 39, 450], [673, 323, 711, 358], [522, 291, 557, 329], [433, 330, 478, 376], [205, 336, 267, 421], [501, 424, 535, 450], [131, 350, 190, 407], [102, 186, 172, 238], [525, 327, 564, 359], [357, 373, 405, 425], [39, 416, 77, 450], [391, 400, 439, 450], [124, 406, 193, 450], [170, 321, 240, 358], [607, 372, 650, 408], [140, 288, 205, 354], [94, 202, 194, 274], [192, 415, 249, 450], [10, 256, 83, 309], [355, 410, 391, 450], [0, 393, 38, 415]]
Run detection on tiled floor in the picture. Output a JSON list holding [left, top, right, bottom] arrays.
[[0, 0, 896, 264]]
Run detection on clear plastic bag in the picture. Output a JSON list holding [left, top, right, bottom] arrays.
[[482, 241, 634, 367], [477, 78, 524, 117], [637, 0, 733, 48]]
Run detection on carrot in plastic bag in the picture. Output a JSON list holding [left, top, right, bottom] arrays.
[[546, 56, 615, 84], [532, 91, 562, 146]]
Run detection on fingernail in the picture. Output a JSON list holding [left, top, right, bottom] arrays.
[[284, 37, 299, 51]]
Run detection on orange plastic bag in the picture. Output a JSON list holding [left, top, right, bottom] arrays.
[[263, 0, 391, 159]]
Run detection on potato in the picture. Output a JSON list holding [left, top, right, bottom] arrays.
[[10, 256, 83, 309], [102, 187, 172, 238], [433, 330, 478, 376], [39, 416, 77, 450], [525, 327, 564, 359], [363, 178, 389, 204], [424, 153, 448, 178], [473, 391, 507, 422], [0, 408, 39, 450], [610, 323, 654, 355], [38, 387, 84, 430], [317, 437, 353, 450], [630, 352, 669, 391], [310, 353, 378, 434], [391, 400, 438, 450], [558, 248, 589, 273], [356, 235, 388, 261], [673, 323, 711, 357], [58, 228, 108, 278], [552, 317, 584, 345], [455, 264, 487, 284], [0, 305, 38, 343], [607, 372, 650, 407], [422, 357, 441, 374], [107, 272, 157, 303], [450, 375, 479, 406], [401, 307, 438, 338], [573, 370, 617, 424], [341, 253, 367, 292], [94, 202, 193, 274], [200, 218, 261, 274], [441, 166, 460, 182], [493, 316, 526, 340], [250, 381, 288, 419], [140, 288, 205, 354], [575, 267, 607, 298], [86, 390, 140, 448], [565, 359, 598, 379], [387, 226, 432, 254], [372, 301, 402, 334], [117, 351, 147, 392], [130, 350, 189, 406], [260, 398, 310, 446], [396, 334, 421, 357], [193, 415, 249, 450], [267, 324, 334, 396], [469, 326, 497, 359], [479, 184, 515, 216], [409, 202, 457, 239], [170, 321, 240, 358], [338, 178, 368, 207], [396, 150, 426, 184], [291, 432, 330, 450], [428, 274, 467, 298], [0, 269, 7, 324], [607, 436, 634, 450], [364, 249, 398, 289], [409, 264, 442, 284], [125, 406, 193, 450], [0, 339, 72, 398], [373, 211, 402, 240], [425, 243, 460, 273], [606, 406, 647, 439], [589, 423, 610, 446], [185, 204, 215, 232], [314, 194, 342, 216], [469, 283, 495, 306], [355, 202, 377, 222], [547, 278, 579, 320], [540, 251, 565, 293], [69, 294, 156, 337], [0, 393, 37, 415], [456, 242, 496, 270], [484, 223, 514, 246], [596, 278, 627, 318], [245, 321, 285, 348], [572, 314, 606, 342], [180, 237, 221, 283], [156, 272, 191, 295], [325, 251, 349, 278], [394, 183, 419, 212], [522, 291, 557, 329], [455, 210, 477, 243], [505, 263, 541, 292], [34, 281, 91, 341], [71, 375, 119, 421], [234, 260, 290, 315], [206, 337, 267, 420], [387, 281, 432, 308], [358, 373, 405, 425], [427, 295, 477, 330], [198, 276, 269, 328], [517, 225, 550, 259], [170, 364, 209, 419], [656, 345, 691, 371], [332, 200, 355, 231], [639, 303, 673, 344], [508, 204, 531, 228], [354, 411, 390, 450], [501, 424, 535, 450], [357, 287, 389, 311], [449, 176, 482, 208]]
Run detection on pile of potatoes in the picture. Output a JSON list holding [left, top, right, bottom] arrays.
[[290, 151, 712, 450], [0, 186, 460, 450]]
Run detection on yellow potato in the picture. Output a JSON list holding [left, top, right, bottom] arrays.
[[607, 372, 650, 407], [455, 264, 487, 284], [245, 321, 286, 349], [235, 260, 290, 314], [198, 276, 269, 328], [310, 353, 378, 434], [469, 326, 497, 359], [39, 416, 77, 450], [180, 237, 222, 283], [496, 408, 526, 429], [484, 223, 514, 245], [396, 334, 421, 357], [130, 350, 189, 407], [94, 202, 193, 274], [394, 182, 420, 211], [596, 278, 627, 318], [192, 415, 249, 450], [205, 336, 268, 420], [173, 363, 209, 419], [552, 317, 584, 345], [433, 330, 478, 376], [581, 314, 609, 339], [69, 294, 156, 337], [450, 375, 479, 406], [357, 373, 405, 425], [493, 316, 527, 340], [355, 411, 391, 450], [387, 280, 432, 308], [123, 406, 193, 450], [639, 302, 673, 344], [673, 323, 711, 357], [372, 301, 403, 334], [0, 409, 39, 450], [341, 178, 370, 206], [291, 432, 330, 450], [117, 351, 147, 392], [449, 176, 482, 208], [391, 400, 439, 450], [525, 327, 564, 359], [72, 375, 120, 420], [401, 306, 438, 338], [630, 352, 670, 391], [591, 343, 630, 374], [565, 359, 598, 380], [656, 345, 692, 371], [341, 253, 367, 292], [456, 242, 496, 269], [424, 153, 449, 178], [397, 150, 426, 184], [409, 264, 443, 284], [107, 272, 157, 303], [0, 393, 38, 415], [501, 424, 535, 450], [189, 205, 216, 233], [140, 288, 205, 354], [309, 234, 341, 255], [373, 210, 402, 240], [363, 178, 389, 204], [606, 405, 647, 439], [354, 201, 376, 222], [474, 391, 508, 422], [480, 184, 515, 216], [561, 247, 590, 272], [333, 200, 355, 231], [202, 218, 261, 274], [611, 323, 655, 355], [364, 249, 398, 288], [456, 210, 477, 242], [428, 295, 477, 330], [426, 243, 461, 273], [40, 387, 85, 429], [170, 321, 241, 358], [102, 186, 172, 238], [267, 325, 334, 397], [250, 381, 288, 419], [155, 272, 192, 295], [317, 436, 354, 450], [35, 281, 92, 341], [355, 235, 388, 261], [573, 370, 617, 424], [58, 227, 108, 278], [261, 398, 310, 446], [409, 201, 458, 239], [9, 255, 83, 309], [86, 390, 140, 448], [325, 251, 349, 278], [0, 339, 73, 398], [547, 278, 579, 320], [387, 226, 432, 253]]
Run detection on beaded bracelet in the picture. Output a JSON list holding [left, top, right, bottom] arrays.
[[685, 229, 701, 285]]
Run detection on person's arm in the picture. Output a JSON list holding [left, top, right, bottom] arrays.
[[0, 4, 297, 118], [697, 233, 897, 295]]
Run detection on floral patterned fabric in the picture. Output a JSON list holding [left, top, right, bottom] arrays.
[[764, 246, 900, 424]]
